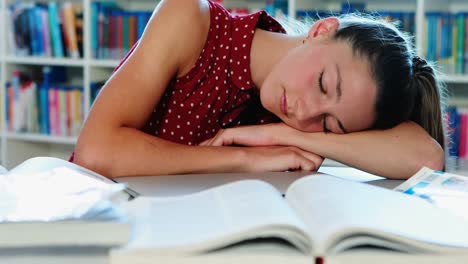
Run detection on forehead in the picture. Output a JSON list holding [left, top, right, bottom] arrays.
[[330, 41, 377, 132]]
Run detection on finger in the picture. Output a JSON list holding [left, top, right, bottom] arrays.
[[289, 148, 322, 171], [296, 155, 318, 171]]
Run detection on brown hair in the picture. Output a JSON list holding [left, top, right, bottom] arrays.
[[334, 15, 447, 150]]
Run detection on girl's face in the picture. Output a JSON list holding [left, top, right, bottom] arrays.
[[260, 18, 377, 134]]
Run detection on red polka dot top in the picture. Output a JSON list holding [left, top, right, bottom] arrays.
[[70, 1, 286, 162], [140, 1, 285, 146]]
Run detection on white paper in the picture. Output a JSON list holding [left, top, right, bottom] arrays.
[[394, 167, 468, 221], [0, 167, 125, 222]]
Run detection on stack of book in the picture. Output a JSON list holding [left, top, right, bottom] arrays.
[[91, 1, 152, 60], [4, 67, 84, 136], [8, 1, 83, 58], [0, 157, 135, 264]]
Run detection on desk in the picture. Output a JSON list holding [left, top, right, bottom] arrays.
[[112, 168, 468, 264], [116, 166, 403, 196]]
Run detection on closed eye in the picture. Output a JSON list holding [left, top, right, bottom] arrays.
[[318, 70, 326, 94], [322, 114, 330, 133]]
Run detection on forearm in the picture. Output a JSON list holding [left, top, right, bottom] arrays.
[[74, 127, 247, 178], [280, 122, 444, 179]]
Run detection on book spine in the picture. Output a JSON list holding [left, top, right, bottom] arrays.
[[48, 2, 65, 58], [66, 86, 72, 136], [73, 87, 81, 136], [28, 5, 39, 56], [91, 2, 99, 58], [40, 6, 52, 57], [18, 82, 28, 132], [6, 7, 16, 56], [465, 15, 468, 73], [62, 2, 79, 58], [12, 71, 21, 132], [7, 83, 13, 131], [34, 6, 45, 56], [137, 11, 146, 39], [59, 86, 67, 136], [109, 10, 115, 59], [75, 5, 84, 57], [122, 11, 129, 56], [97, 3, 104, 59], [459, 112, 467, 159], [128, 13, 137, 48], [48, 86, 55, 135]]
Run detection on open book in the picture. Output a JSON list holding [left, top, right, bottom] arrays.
[[0, 157, 138, 249], [111, 170, 468, 263]]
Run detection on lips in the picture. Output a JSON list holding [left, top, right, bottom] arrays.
[[280, 90, 288, 116]]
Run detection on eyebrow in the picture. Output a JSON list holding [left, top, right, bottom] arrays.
[[334, 63, 347, 133]]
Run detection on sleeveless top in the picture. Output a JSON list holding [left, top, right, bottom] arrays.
[[139, 1, 285, 145], [70, 1, 286, 162]]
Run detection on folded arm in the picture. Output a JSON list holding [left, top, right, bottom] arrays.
[[202, 122, 445, 179]]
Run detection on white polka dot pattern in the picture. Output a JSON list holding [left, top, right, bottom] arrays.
[[138, 1, 285, 145]]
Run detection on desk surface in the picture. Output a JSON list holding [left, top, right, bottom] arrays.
[[116, 166, 403, 197]]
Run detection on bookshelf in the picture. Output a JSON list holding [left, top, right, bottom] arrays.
[[0, 0, 467, 170]]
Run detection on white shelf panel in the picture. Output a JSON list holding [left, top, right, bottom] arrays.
[[90, 59, 119, 68], [4, 56, 84, 67], [5, 133, 77, 145], [441, 74, 468, 84]]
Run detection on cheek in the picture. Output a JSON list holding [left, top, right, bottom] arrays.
[[285, 118, 323, 132]]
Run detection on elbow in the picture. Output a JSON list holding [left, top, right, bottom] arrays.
[[421, 138, 445, 171], [406, 138, 444, 178], [74, 140, 114, 179]]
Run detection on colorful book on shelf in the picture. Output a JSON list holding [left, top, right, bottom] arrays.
[[465, 14, 468, 72], [91, 2, 99, 58], [61, 2, 80, 58], [110, 169, 468, 264], [75, 4, 84, 57], [5, 67, 84, 136], [48, 1, 65, 58], [39, 4, 52, 57]]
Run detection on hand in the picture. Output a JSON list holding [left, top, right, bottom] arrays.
[[200, 123, 294, 147], [241, 146, 324, 172]]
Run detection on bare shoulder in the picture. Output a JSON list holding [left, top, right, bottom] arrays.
[[142, 0, 211, 72]]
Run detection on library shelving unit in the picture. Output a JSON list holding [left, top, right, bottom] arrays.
[[0, 0, 467, 170]]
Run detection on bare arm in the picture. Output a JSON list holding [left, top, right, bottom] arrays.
[[74, 0, 321, 177], [202, 122, 445, 179], [285, 122, 444, 179]]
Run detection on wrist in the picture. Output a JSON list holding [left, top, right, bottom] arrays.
[[273, 124, 300, 146], [272, 124, 296, 146], [233, 147, 252, 172]]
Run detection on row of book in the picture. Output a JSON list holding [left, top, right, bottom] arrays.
[[8, 2, 83, 58], [91, 2, 152, 60], [5, 67, 84, 137], [295, 10, 415, 35], [446, 106, 468, 170], [425, 13, 468, 75]]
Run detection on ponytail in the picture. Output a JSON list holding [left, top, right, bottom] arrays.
[[333, 15, 447, 151], [410, 56, 447, 150]]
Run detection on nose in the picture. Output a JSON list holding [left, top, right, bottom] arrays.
[[294, 98, 323, 123]]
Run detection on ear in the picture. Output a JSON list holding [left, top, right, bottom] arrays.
[[308, 17, 340, 40]]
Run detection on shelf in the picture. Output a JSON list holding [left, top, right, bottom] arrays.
[[441, 74, 468, 84], [90, 59, 120, 68], [5, 132, 77, 145], [4, 56, 84, 67]]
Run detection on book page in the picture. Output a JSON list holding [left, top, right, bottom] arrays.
[[394, 167, 468, 221], [8, 157, 138, 199], [122, 180, 312, 255], [0, 167, 125, 222], [285, 175, 468, 255], [0, 165, 7, 175]]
